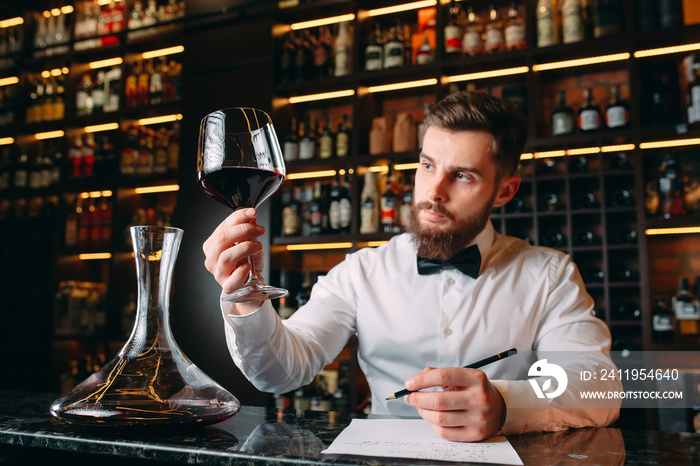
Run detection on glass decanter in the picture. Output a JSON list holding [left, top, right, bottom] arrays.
[[50, 226, 240, 426]]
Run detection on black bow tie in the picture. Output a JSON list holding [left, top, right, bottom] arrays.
[[417, 245, 481, 278]]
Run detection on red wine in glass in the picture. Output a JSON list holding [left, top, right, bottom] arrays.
[[197, 107, 287, 303], [198, 167, 284, 210]]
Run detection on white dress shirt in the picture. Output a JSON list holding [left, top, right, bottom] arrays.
[[222, 221, 620, 434]]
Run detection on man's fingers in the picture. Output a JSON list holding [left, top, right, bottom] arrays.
[[203, 211, 265, 275], [406, 391, 462, 411], [215, 241, 263, 280], [204, 209, 259, 249], [406, 367, 487, 392]]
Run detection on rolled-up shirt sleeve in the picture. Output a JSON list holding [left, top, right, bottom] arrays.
[[222, 259, 358, 394]]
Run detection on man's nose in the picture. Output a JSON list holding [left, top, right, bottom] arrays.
[[426, 172, 448, 203]]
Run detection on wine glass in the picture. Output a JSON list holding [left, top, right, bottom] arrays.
[[197, 107, 287, 303]]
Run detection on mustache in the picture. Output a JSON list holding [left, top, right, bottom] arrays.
[[413, 201, 454, 221]]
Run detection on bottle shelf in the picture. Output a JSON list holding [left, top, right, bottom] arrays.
[[269, 0, 700, 355], [645, 215, 700, 230]]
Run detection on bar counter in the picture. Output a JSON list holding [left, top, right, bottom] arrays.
[[0, 389, 698, 465]]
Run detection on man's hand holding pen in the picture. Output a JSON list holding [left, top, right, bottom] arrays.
[[402, 366, 507, 443]]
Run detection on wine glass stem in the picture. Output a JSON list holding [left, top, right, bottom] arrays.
[[247, 257, 261, 286]]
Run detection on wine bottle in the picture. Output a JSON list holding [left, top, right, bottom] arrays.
[[360, 170, 379, 234], [125, 63, 138, 108], [104, 66, 121, 113], [335, 114, 350, 158], [504, 1, 526, 51], [365, 22, 383, 71], [539, 157, 558, 175], [568, 156, 588, 174], [380, 169, 400, 233], [617, 301, 641, 320], [551, 90, 575, 136], [592, 304, 605, 320], [92, 71, 105, 113], [334, 21, 352, 77], [283, 117, 299, 163], [282, 188, 301, 237], [672, 277, 699, 339], [318, 117, 334, 160], [575, 192, 598, 209], [314, 26, 333, 78], [636, 0, 657, 32], [137, 60, 150, 107], [652, 298, 674, 344], [573, 228, 594, 246], [65, 197, 78, 248], [586, 266, 605, 283], [656, 150, 687, 218], [383, 19, 404, 69], [647, 67, 676, 127], [329, 174, 351, 234], [149, 58, 163, 105], [578, 88, 602, 133], [298, 116, 315, 160], [561, 0, 585, 44], [279, 32, 296, 84], [614, 267, 638, 282], [53, 75, 66, 121], [591, 0, 623, 38], [339, 173, 352, 233], [609, 152, 630, 171], [462, 6, 484, 57], [415, 36, 435, 65], [76, 74, 92, 116], [309, 181, 325, 236], [505, 194, 524, 213], [294, 30, 313, 82], [42, 76, 55, 121], [605, 84, 630, 129], [484, 4, 505, 54], [536, 0, 558, 47], [609, 188, 633, 207], [541, 229, 564, 247], [539, 192, 559, 211], [614, 226, 637, 245], [659, 0, 681, 29], [444, 0, 462, 58]]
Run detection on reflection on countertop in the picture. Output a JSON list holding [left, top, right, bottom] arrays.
[[0, 390, 699, 465]]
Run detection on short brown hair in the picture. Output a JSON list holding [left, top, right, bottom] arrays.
[[423, 90, 527, 178]]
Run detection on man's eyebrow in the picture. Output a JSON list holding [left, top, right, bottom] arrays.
[[419, 153, 484, 178]]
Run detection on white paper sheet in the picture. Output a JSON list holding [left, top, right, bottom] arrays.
[[321, 419, 523, 465]]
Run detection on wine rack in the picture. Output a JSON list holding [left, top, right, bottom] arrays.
[[0, 0, 186, 392]]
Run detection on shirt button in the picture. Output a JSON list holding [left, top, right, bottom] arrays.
[[447, 278, 455, 286], [444, 328, 453, 336]]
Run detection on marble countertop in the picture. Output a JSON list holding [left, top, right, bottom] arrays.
[[0, 390, 698, 465]]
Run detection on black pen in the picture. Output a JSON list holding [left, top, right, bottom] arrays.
[[385, 348, 518, 400]]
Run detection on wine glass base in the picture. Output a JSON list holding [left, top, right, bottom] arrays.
[[222, 284, 288, 303]]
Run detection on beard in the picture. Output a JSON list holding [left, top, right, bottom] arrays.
[[407, 192, 497, 261]]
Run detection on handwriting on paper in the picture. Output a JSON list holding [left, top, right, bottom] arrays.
[[322, 419, 523, 465]]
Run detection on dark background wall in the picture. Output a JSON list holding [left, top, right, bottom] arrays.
[[171, 11, 276, 407]]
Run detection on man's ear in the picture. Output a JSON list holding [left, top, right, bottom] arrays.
[[493, 175, 521, 208]]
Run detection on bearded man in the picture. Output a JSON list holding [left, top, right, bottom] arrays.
[[203, 91, 620, 442]]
